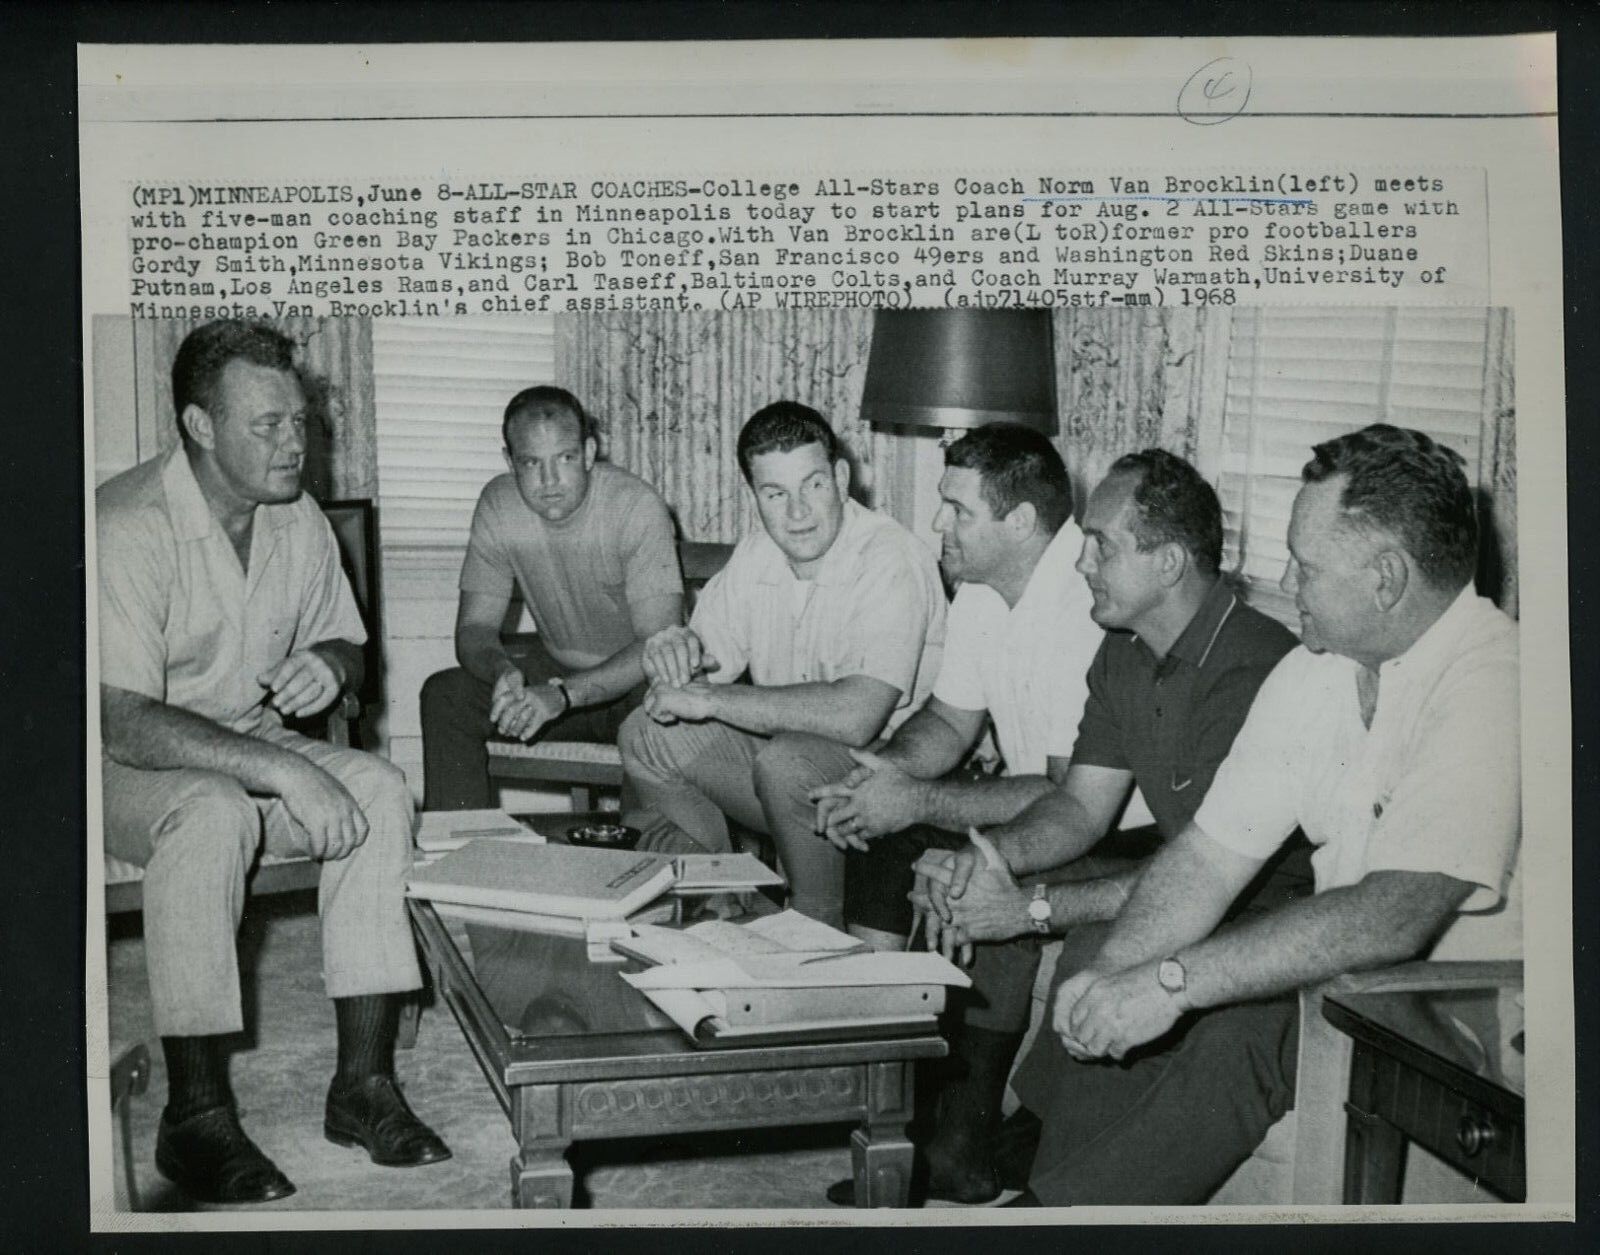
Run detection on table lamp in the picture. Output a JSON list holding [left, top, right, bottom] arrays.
[[859, 309, 1058, 441]]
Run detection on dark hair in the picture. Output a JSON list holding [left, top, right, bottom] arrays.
[[1107, 448, 1224, 575], [1302, 423, 1477, 590], [503, 385, 592, 446], [171, 320, 298, 444], [736, 401, 843, 482], [943, 422, 1073, 535]]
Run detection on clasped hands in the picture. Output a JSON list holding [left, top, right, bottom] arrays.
[[906, 830, 1030, 965], [489, 667, 568, 741], [807, 749, 926, 850], [1051, 960, 1186, 1063], [641, 625, 721, 724]]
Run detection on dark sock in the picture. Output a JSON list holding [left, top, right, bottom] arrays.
[[333, 994, 398, 1085], [161, 1035, 231, 1124], [923, 1026, 1027, 1196]]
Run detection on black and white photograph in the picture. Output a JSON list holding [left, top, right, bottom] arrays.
[[90, 304, 1526, 1213]]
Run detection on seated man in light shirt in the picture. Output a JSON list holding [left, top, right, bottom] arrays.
[[98, 320, 448, 1206], [618, 401, 946, 928], [1010, 424, 1522, 1206], [420, 385, 683, 810]]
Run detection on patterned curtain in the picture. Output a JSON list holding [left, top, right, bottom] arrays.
[[556, 311, 896, 542], [130, 316, 377, 502], [1479, 308, 1517, 616], [1050, 307, 1230, 509]]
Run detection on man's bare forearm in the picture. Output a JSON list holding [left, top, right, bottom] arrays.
[[874, 704, 979, 780], [708, 677, 896, 746], [565, 640, 648, 709], [101, 686, 306, 795], [989, 787, 1119, 877], [1092, 830, 1249, 975], [1043, 869, 1140, 931], [918, 773, 1053, 833], [1176, 871, 1472, 1009], [456, 623, 519, 687]]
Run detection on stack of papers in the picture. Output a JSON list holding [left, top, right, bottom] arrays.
[[616, 910, 970, 1044]]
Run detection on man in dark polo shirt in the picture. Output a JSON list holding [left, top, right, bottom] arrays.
[[898, 449, 1299, 1205]]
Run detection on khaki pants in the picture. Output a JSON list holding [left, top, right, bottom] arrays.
[[102, 724, 421, 1037]]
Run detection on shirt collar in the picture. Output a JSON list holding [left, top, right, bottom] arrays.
[[751, 497, 871, 587], [161, 444, 296, 542], [1378, 583, 1482, 682], [1165, 578, 1239, 669], [1011, 518, 1086, 613]]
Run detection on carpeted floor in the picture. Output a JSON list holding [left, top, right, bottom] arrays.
[[104, 890, 874, 1214]]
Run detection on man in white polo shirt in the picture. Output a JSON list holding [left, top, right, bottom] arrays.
[[809, 422, 1102, 1206], [1018, 424, 1521, 1205]]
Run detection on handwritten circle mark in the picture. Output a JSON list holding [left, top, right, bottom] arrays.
[[1178, 57, 1252, 126]]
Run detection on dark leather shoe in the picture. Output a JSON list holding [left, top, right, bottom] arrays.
[[155, 1105, 296, 1205], [325, 1075, 452, 1167]]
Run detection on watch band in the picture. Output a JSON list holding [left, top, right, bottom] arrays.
[[548, 676, 572, 714]]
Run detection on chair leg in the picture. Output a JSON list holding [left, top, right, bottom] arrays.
[[397, 994, 422, 1050], [111, 1043, 152, 1211]]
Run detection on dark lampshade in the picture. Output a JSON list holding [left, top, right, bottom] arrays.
[[860, 310, 1058, 435]]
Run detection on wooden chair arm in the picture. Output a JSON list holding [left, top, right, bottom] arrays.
[[1321, 960, 1522, 999], [326, 692, 362, 749]]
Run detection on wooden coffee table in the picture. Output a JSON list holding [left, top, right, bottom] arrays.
[[408, 818, 945, 1209]]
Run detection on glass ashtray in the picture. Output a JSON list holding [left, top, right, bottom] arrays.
[[566, 822, 642, 850]]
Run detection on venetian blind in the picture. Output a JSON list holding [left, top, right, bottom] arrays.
[[1218, 306, 1489, 628], [373, 316, 557, 550]]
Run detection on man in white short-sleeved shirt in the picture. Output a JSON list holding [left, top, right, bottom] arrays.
[[1018, 424, 1521, 1206], [618, 401, 946, 928], [810, 423, 1100, 950]]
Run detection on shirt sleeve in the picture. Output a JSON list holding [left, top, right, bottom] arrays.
[[931, 586, 988, 713], [619, 487, 685, 611], [687, 558, 750, 685], [295, 510, 367, 650], [1068, 640, 1126, 769], [96, 508, 170, 700], [1361, 652, 1521, 912], [1191, 651, 1308, 860], [459, 483, 516, 598], [838, 553, 936, 697]]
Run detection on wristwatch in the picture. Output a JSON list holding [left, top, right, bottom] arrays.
[[1026, 883, 1052, 935], [1156, 955, 1188, 998], [547, 675, 572, 714]]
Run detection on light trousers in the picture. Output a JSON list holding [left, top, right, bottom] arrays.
[[102, 723, 421, 1037], [617, 710, 857, 928]]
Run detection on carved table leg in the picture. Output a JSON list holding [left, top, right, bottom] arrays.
[[852, 1059, 916, 1207], [511, 1149, 575, 1209], [511, 1083, 574, 1208], [851, 1123, 914, 1208]]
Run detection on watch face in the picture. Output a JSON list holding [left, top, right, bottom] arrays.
[[1158, 958, 1186, 994], [1027, 896, 1050, 922]]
